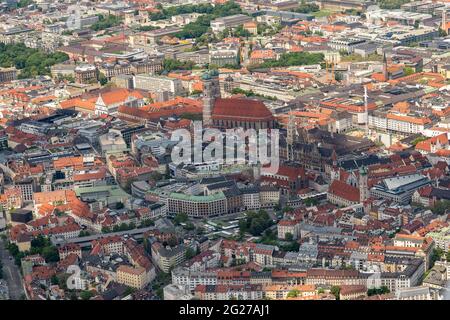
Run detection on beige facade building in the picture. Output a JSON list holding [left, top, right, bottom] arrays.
[[116, 265, 150, 289]]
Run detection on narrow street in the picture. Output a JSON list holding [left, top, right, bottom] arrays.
[[0, 238, 24, 300]]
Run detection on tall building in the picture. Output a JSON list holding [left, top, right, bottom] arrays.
[[442, 10, 449, 34], [382, 51, 388, 82], [202, 70, 221, 127], [359, 166, 368, 203]]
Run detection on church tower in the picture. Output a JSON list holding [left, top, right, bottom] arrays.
[[359, 166, 369, 203], [330, 149, 339, 182], [443, 10, 448, 34], [287, 114, 296, 161], [202, 70, 221, 127], [382, 51, 388, 82]]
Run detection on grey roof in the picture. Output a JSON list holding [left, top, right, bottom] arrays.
[[381, 174, 429, 192], [206, 180, 237, 191], [395, 286, 430, 299]]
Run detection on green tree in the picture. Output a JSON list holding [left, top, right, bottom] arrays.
[[285, 232, 293, 241], [287, 289, 299, 298], [99, 72, 108, 85], [294, 1, 319, 14], [239, 210, 274, 236], [161, 59, 195, 73], [173, 1, 244, 40], [0, 43, 68, 78], [141, 219, 155, 227], [174, 213, 189, 225], [184, 222, 195, 231], [403, 67, 415, 76], [115, 202, 125, 210], [432, 200, 450, 215], [330, 286, 340, 300], [167, 236, 178, 247], [304, 198, 318, 207], [250, 52, 324, 70], [377, 0, 410, 10], [185, 247, 196, 259], [17, 0, 34, 8], [367, 286, 390, 296], [79, 230, 91, 237], [80, 290, 94, 300], [431, 247, 444, 267], [51, 274, 59, 285], [137, 25, 160, 32], [101, 226, 111, 233], [283, 206, 294, 213], [124, 287, 136, 296], [42, 245, 59, 263], [90, 14, 123, 31]]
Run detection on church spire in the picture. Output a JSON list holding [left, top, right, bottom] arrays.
[[382, 51, 388, 81]]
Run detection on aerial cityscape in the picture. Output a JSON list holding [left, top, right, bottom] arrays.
[[0, 0, 449, 303]]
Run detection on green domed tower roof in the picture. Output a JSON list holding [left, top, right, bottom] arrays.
[[201, 72, 211, 80], [359, 166, 368, 175], [209, 69, 219, 77]]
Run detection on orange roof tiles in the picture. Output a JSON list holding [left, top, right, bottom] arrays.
[[415, 133, 449, 152], [99, 89, 144, 106], [386, 113, 432, 125], [53, 157, 84, 170], [212, 98, 274, 121], [328, 180, 360, 203], [60, 97, 97, 111], [250, 49, 276, 60]]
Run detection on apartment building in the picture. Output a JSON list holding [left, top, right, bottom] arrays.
[[369, 111, 432, 134], [151, 242, 187, 273], [134, 74, 184, 97], [167, 192, 228, 218], [116, 265, 151, 289]]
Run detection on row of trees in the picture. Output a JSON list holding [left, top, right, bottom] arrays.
[[377, 0, 411, 10], [231, 87, 276, 101], [253, 52, 324, 69], [0, 43, 69, 79], [367, 286, 390, 296], [174, 1, 244, 40], [219, 25, 251, 39], [293, 1, 320, 14], [150, 3, 216, 21], [161, 58, 195, 73], [17, 0, 34, 8], [101, 222, 136, 233], [90, 14, 123, 31]]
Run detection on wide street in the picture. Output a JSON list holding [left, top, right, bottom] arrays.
[[0, 237, 24, 300]]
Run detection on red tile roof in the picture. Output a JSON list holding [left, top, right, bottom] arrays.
[[212, 98, 274, 121], [328, 180, 360, 203]]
